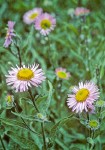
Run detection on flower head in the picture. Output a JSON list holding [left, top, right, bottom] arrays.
[[96, 100, 105, 108], [6, 94, 14, 107], [74, 7, 90, 16], [36, 113, 48, 122], [6, 64, 46, 92], [67, 81, 99, 113], [35, 13, 56, 36], [87, 120, 99, 130], [55, 68, 70, 80], [4, 21, 15, 48], [23, 8, 43, 24]]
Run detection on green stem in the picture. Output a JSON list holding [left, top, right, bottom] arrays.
[[47, 37, 51, 64], [13, 102, 39, 135], [16, 45, 22, 67], [0, 136, 6, 150], [14, 40, 47, 149], [47, 36, 54, 69], [28, 89, 39, 113], [78, 0, 82, 6], [89, 130, 95, 150], [87, 112, 89, 121], [41, 122, 47, 150], [21, 117, 40, 135], [28, 89, 47, 150], [91, 130, 95, 139], [96, 66, 101, 90], [90, 144, 95, 150], [14, 43, 22, 67], [96, 66, 103, 99]]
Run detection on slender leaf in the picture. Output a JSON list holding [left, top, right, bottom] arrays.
[[7, 131, 39, 150]]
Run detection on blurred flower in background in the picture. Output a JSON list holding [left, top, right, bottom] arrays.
[[4, 21, 15, 48], [23, 8, 43, 24], [55, 67, 70, 80], [43, 0, 53, 6], [67, 81, 99, 113], [96, 100, 105, 108], [67, 8, 75, 18], [74, 7, 90, 16], [35, 13, 56, 36], [6, 64, 46, 92]]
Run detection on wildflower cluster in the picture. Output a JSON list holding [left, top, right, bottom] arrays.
[[2, 2, 105, 150], [23, 7, 56, 36]]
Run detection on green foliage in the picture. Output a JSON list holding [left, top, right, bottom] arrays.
[[7, 131, 39, 150], [50, 114, 74, 140], [0, 0, 105, 149], [0, 117, 27, 130]]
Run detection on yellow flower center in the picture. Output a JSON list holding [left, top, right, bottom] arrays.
[[29, 13, 38, 19], [40, 19, 51, 29], [75, 88, 89, 102], [89, 120, 99, 128], [17, 68, 34, 81], [57, 71, 67, 79]]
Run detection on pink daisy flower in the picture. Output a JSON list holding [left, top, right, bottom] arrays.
[[55, 67, 70, 80], [6, 64, 46, 92], [67, 81, 99, 113], [4, 21, 15, 48], [74, 7, 90, 16], [23, 8, 43, 24], [35, 13, 56, 36]]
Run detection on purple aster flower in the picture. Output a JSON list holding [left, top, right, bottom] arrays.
[[4, 21, 15, 48], [35, 13, 56, 36], [74, 7, 90, 16]]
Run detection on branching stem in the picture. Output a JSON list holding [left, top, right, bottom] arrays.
[[0, 136, 6, 150]]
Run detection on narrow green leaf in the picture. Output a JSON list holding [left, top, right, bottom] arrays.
[[68, 24, 79, 35], [70, 49, 83, 61], [0, 118, 27, 130], [100, 66, 104, 79], [55, 139, 68, 150], [7, 131, 39, 150], [36, 95, 48, 105], [46, 80, 53, 112], [101, 110, 105, 119], [36, 80, 53, 113], [50, 114, 74, 139], [70, 143, 86, 150], [87, 137, 94, 145], [11, 111, 35, 121]]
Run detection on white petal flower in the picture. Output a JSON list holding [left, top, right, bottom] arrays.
[[6, 64, 46, 92], [67, 81, 99, 113], [35, 13, 56, 36]]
